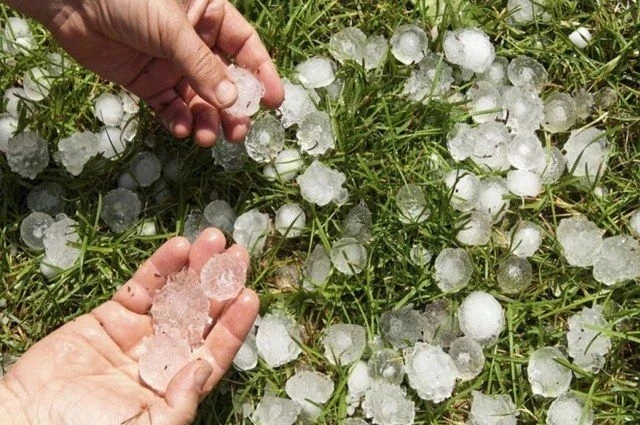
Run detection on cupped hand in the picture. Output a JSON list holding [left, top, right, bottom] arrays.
[[37, 0, 284, 145], [0, 228, 258, 425]]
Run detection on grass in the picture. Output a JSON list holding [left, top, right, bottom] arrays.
[[1, 0, 640, 423]]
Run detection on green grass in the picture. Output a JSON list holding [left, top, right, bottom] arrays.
[[1, 0, 640, 423]]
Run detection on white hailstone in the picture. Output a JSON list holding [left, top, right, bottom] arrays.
[[97, 126, 127, 159], [277, 79, 317, 128], [569, 27, 592, 49], [592, 235, 640, 286], [536, 146, 567, 184], [233, 333, 258, 371], [93, 93, 124, 126], [57, 131, 100, 176], [341, 202, 373, 243], [476, 56, 509, 85], [245, 114, 286, 163], [510, 221, 543, 258], [506, 132, 545, 171], [296, 111, 335, 156], [295, 56, 336, 89], [556, 216, 603, 268], [469, 121, 511, 171], [527, 346, 572, 398], [119, 90, 140, 115], [543, 93, 577, 133], [255, 313, 302, 368], [328, 27, 367, 64], [41, 214, 80, 275], [20, 212, 54, 250], [467, 85, 504, 123], [507, 0, 547, 24], [404, 342, 457, 403], [251, 396, 301, 425], [456, 211, 492, 246], [501, 86, 545, 132], [138, 220, 157, 236], [475, 177, 510, 222], [296, 160, 347, 206], [396, 184, 429, 223], [347, 361, 371, 409], [403, 52, 454, 102], [435, 248, 473, 292], [507, 169, 542, 197], [0, 115, 18, 152], [629, 209, 640, 238], [3, 87, 26, 118], [268, 148, 303, 182], [567, 305, 611, 373], [23, 67, 52, 101], [443, 27, 495, 73], [323, 323, 366, 365], [449, 336, 485, 380], [446, 122, 474, 161], [364, 35, 389, 70], [563, 127, 609, 182], [232, 209, 271, 256], [497, 255, 533, 294], [3, 17, 34, 55], [285, 371, 334, 420], [362, 380, 415, 425], [274, 203, 306, 238], [330, 237, 367, 275], [226, 65, 264, 117], [27, 182, 66, 216], [458, 291, 505, 345], [468, 391, 518, 425], [303, 243, 331, 290], [546, 393, 594, 425], [390, 24, 428, 65], [507, 56, 548, 92]]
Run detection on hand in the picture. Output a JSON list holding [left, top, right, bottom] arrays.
[[0, 228, 259, 425], [16, 0, 284, 146]]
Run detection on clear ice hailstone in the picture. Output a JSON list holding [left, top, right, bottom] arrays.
[[543, 93, 577, 133], [303, 243, 331, 289], [20, 212, 54, 250], [362, 380, 415, 425], [57, 131, 100, 176], [251, 396, 301, 425], [409, 243, 432, 267], [364, 35, 389, 70], [422, 299, 461, 348], [390, 24, 428, 65], [296, 160, 347, 207], [3, 17, 34, 54], [510, 221, 543, 258], [449, 336, 485, 380], [93, 93, 124, 126], [456, 211, 492, 246], [629, 209, 640, 238], [211, 135, 248, 171], [97, 126, 127, 160], [330, 237, 367, 275], [507, 56, 548, 92], [403, 53, 454, 102], [546, 393, 594, 425], [3, 87, 26, 119], [329, 27, 367, 64], [475, 177, 510, 222], [101, 188, 142, 233], [567, 305, 611, 373], [203, 199, 235, 234], [129, 151, 161, 187], [506, 169, 542, 197], [296, 111, 335, 156], [536, 146, 566, 184], [443, 27, 495, 73], [459, 291, 505, 345], [27, 182, 65, 215], [572, 88, 594, 120], [396, 184, 429, 224], [477, 56, 509, 85], [139, 330, 191, 393], [233, 333, 258, 371], [496, 255, 533, 294], [446, 122, 475, 161], [501, 86, 544, 132], [342, 201, 373, 242], [506, 132, 545, 171], [285, 371, 334, 419], [277, 79, 317, 128], [245, 114, 285, 163], [368, 348, 405, 385], [569, 27, 592, 49], [255, 313, 302, 368], [275, 203, 306, 237], [6, 131, 49, 180], [434, 248, 473, 293], [225, 65, 264, 117], [527, 346, 572, 398], [151, 268, 209, 346], [468, 85, 504, 123], [469, 121, 511, 171], [119, 90, 140, 115], [41, 214, 80, 274], [233, 209, 271, 256], [0, 115, 18, 152], [507, 0, 547, 23], [404, 342, 457, 403], [563, 127, 608, 181], [183, 211, 208, 243], [379, 305, 425, 349], [556, 216, 603, 267], [323, 323, 366, 365], [270, 148, 304, 182], [468, 391, 518, 425], [200, 251, 248, 301], [23, 67, 52, 102], [592, 235, 640, 286], [294, 56, 336, 89]]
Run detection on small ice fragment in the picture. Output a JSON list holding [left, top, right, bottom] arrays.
[[255, 313, 302, 367], [404, 342, 457, 403], [368, 348, 405, 385], [546, 393, 594, 425], [277, 79, 317, 128], [57, 131, 100, 176], [497, 255, 533, 294], [20, 212, 54, 250], [536, 146, 566, 184], [563, 127, 608, 182], [200, 251, 247, 301], [456, 211, 492, 246], [322, 323, 366, 365], [297, 160, 347, 206], [449, 336, 485, 380], [139, 330, 191, 393], [409, 243, 432, 267], [506, 169, 542, 197], [119, 90, 140, 115], [329, 27, 367, 64], [592, 235, 640, 286], [97, 126, 127, 160], [527, 346, 572, 398], [138, 220, 157, 236], [296, 111, 335, 156], [245, 114, 285, 163], [567, 305, 611, 373], [129, 151, 162, 187], [443, 27, 495, 73], [362, 380, 415, 425], [285, 371, 334, 420], [226, 65, 264, 117], [295, 56, 336, 88], [94, 93, 124, 126], [342, 201, 373, 242], [203, 199, 236, 234], [275, 203, 306, 237], [396, 184, 429, 223], [507, 0, 547, 23], [475, 177, 510, 222], [629, 209, 640, 238], [569, 27, 592, 49], [27, 182, 65, 215], [556, 216, 602, 267], [232, 209, 271, 256], [303, 244, 331, 289], [510, 221, 543, 258], [251, 396, 301, 425], [468, 391, 518, 425], [330, 237, 367, 275], [434, 248, 473, 293], [458, 291, 505, 345], [390, 24, 428, 65], [233, 333, 258, 371], [507, 56, 548, 91], [23, 67, 52, 101], [501, 86, 544, 132], [364, 35, 389, 70], [6, 131, 49, 179], [380, 305, 425, 349]]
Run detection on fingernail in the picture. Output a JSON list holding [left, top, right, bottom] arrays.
[[194, 364, 212, 391], [215, 80, 237, 107]]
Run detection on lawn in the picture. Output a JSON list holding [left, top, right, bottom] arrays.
[[1, 0, 640, 424]]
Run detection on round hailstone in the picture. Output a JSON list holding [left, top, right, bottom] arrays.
[[443, 27, 495, 73], [409, 244, 433, 267], [404, 342, 457, 403], [568, 27, 592, 49], [138, 330, 191, 393], [23, 67, 52, 102], [510, 221, 543, 258], [296, 160, 347, 207], [456, 211, 492, 246], [468, 391, 518, 425], [93, 93, 124, 126], [379, 306, 425, 350], [396, 184, 429, 224], [546, 393, 594, 425], [6, 131, 49, 180], [507, 169, 542, 197], [296, 111, 335, 156], [502, 85, 545, 132], [567, 306, 612, 373], [536, 146, 566, 184], [251, 396, 301, 425], [449, 336, 485, 381], [20, 212, 54, 250], [475, 177, 510, 222], [129, 151, 162, 187], [423, 299, 462, 348], [403, 52, 454, 102], [342, 202, 373, 242], [362, 380, 415, 425], [232, 209, 271, 256], [268, 148, 303, 182], [468, 86, 504, 123], [330, 237, 367, 275], [101, 188, 142, 233], [446, 122, 474, 161], [563, 127, 608, 182], [275, 203, 306, 238], [543, 93, 577, 133], [255, 313, 302, 368], [434, 248, 473, 293], [507, 0, 547, 24], [27, 182, 66, 216], [285, 371, 334, 420], [469, 122, 511, 171], [476, 56, 509, 85], [225, 65, 264, 117], [322, 323, 366, 365], [368, 348, 405, 385], [592, 235, 640, 286], [390, 24, 428, 65], [0, 114, 18, 152], [294, 56, 336, 89], [200, 251, 248, 301], [506, 132, 545, 171], [507, 56, 548, 92], [364, 35, 389, 70], [527, 346, 572, 398], [328, 27, 367, 64], [97, 126, 127, 159], [203, 199, 235, 234], [245, 114, 285, 163], [57, 131, 100, 176], [458, 291, 505, 345], [556, 216, 603, 267], [629, 209, 640, 238], [496, 255, 533, 294], [3, 87, 27, 118]]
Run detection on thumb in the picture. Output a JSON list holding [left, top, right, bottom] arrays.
[[163, 359, 213, 423]]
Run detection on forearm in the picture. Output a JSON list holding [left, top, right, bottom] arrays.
[[0, 380, 28, 425]]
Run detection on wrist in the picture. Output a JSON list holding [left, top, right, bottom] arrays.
[[0, 379, 28, 425]]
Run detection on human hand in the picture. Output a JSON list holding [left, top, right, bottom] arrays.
[[0, 228, 259, 425], [10, 0, 284, 146]]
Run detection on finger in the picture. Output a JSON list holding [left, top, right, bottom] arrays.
[[125, 58, 182, 101], [163, 359, 213, 424], [148, 91, 193, 139], [188, 227, 227, 274], [114, 237, 191, 314], [221, 113, 250, 142], [189, 95, 221, 147]]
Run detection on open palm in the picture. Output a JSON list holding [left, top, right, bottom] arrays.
[[1, 229, 258, 424]]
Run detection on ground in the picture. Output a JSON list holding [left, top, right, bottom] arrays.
[[1, 0, 639, 424]]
